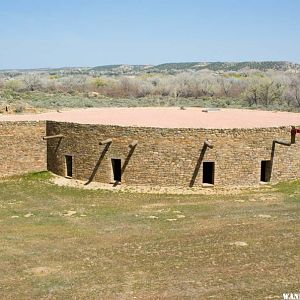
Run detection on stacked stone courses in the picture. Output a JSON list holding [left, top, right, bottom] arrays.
[[0, 121, 46, 177], [0, 113, 300, 187], [46, 121, 300, 187]]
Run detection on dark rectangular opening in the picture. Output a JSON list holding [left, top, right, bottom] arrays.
[[203, 162, 214, 184], [261, 160, 271, 182], [111, 158, 122, 182], [65, 155, 73, 178]]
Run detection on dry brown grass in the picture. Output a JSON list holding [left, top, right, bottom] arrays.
[[0, 173, 299, 299]]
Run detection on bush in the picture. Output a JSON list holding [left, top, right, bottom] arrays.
[[14, 103, 25, 113]]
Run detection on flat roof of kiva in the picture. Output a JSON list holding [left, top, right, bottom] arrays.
[[0, 107, 300, 129]]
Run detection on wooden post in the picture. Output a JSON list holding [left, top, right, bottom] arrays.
[[204, 139, 213, 149], [99, 138, 112, 145], [43, 134, 64, 140], [291, 126, 296, 144]]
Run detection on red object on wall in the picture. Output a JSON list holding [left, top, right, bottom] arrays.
[[291, 127, 300, 134]]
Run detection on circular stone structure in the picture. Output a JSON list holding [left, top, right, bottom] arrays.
[[1, 107, 300, 187]]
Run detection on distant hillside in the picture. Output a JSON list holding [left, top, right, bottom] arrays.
[[200, 61, 300, 72], [148, 62, 199, 71], [91, 64, 152, 74], [1, 61, 299, 75], [149, 61, 300, 72], [91, 61, 300, 74]]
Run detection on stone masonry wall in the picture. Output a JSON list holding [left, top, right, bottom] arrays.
[[0, 121, 47, 177], [46, 121, 300, 187]]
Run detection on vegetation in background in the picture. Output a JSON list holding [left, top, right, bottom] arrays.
[[0, 61, 299, 112]]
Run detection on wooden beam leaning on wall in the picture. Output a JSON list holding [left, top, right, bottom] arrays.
[[204, 139, 213, 149], [43, 134, 64, 140], [274, 126, 298, 146], [129, 140, 138, 148], [273, 139, 291, 146], [99, 138, 113, 145]]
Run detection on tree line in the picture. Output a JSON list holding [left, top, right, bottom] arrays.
[[0, 69, 299, 109]]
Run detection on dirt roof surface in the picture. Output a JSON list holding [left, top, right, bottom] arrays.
[[0, 107, 300, 129]]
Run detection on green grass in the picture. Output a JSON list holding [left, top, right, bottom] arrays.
[[0, 90, 245, 110], [1, 89, 300, 112], [0, 173, 299, 299]]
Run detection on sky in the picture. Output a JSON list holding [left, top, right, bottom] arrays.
[[0, 0, 299, 69]]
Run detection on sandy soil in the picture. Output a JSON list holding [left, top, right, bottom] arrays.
[[50, 174, 271, 195], [1, 107, 300, 128]]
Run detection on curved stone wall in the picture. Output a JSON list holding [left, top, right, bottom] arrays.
[[46, 121, 300, 187], [0, 121, 46, 177]]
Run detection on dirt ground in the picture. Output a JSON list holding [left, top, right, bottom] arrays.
[[1, 107, 300, 128], [0, 172, 299, 299], [51, 174, 257, 195]]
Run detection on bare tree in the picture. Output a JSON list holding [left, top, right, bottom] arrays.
[[258, 79, 283, 107], [289, 76, 300, 106], [218, 77, 233, 97], [200, 77, 216, 97], [23, 74, 42, 91], [244, 80, 260, 106]]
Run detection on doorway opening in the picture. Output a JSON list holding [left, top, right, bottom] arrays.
[[65, 155, 73, 178], [261, 160, 271, 182], [203, 162, 215, 184], [111, 158, 122, 182]]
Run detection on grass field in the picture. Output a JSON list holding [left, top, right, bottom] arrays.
[[0, 90, 244, 112], [0, 173, 299, 299]]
